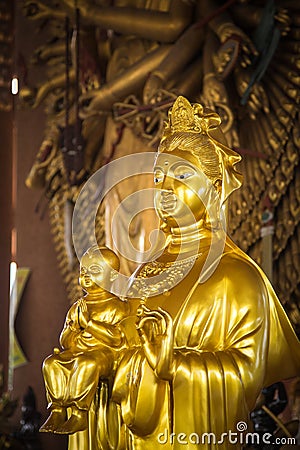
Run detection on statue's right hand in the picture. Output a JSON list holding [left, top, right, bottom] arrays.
[[79, 87, 114, 117], [136, 305, 174, 380], [77, 299, 89, 329], [143, 72, 164, 105], [78, 298, 87, 313]]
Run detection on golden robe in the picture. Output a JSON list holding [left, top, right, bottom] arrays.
[[112, 237, 300, 449], [45, 294, 128, 450], [43, 294, 128, 410]]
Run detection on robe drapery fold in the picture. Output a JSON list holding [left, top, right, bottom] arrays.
[[113, 241, 300, 449]]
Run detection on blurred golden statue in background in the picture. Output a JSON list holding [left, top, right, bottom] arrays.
[[41, 96, 300, 449], [22, 0, 300, 336]]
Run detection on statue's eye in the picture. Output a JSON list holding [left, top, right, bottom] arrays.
[[175, 171, 193, 180], [89, 265, 102, 274], [174, 165, 195, 181], [154, 170, 164, 184]]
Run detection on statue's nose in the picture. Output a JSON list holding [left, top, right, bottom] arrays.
[[161, 189, 175, 198], [161, 174, 174, 191]]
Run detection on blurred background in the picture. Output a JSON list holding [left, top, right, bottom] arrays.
[[0, 1, 299, 449]]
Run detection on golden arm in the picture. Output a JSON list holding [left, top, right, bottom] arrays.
[[83, 320, 125, 347], [80, 44, 171, 114], [61, 0, 193, 43], [59, 303, 81, 350], [143, 23, 205, 103], [79, 299, 129, 347]]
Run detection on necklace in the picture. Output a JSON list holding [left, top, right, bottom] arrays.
[[127, 253, 201, 298]]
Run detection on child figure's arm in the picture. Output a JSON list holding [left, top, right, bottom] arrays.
[[84, 321, 124, 347], [77, 298, 89, 329], [84, 298, 129, 347], [59, 301, 82, 349]]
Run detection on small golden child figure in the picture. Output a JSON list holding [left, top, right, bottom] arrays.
[[40, 245, 128, 434]]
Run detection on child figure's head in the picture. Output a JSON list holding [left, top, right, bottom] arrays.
[[79, 245, 120, 294]]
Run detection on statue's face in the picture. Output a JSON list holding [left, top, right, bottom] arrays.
[[153, 149, 213, 228], [79, 253, 109, 293]]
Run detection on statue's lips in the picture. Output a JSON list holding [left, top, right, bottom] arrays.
[[83, 277, 92, 285], [160, 194, 177, 212]]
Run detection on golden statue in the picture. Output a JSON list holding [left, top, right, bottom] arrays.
[[111, 97, 300, 449], [41, 96, 300, 449], [40, 245, 128, 435]]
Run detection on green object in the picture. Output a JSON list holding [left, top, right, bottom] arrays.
[[241, 0, 281, 105]]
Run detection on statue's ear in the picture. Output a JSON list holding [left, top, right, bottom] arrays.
[[213, 179, 222, 194], [110, 270, 118, 282]]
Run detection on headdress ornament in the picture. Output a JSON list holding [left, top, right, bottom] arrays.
[[161, 96, 243, 205], [163, 96, 221, 137]]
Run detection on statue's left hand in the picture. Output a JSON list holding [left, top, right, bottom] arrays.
[[77, 299, 89, 329], [79, 87, 114, 117], [143, 72, 164, 105], [136, 305, 174, 380], [217, 23, 258, 69]]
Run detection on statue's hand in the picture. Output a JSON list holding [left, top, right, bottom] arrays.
[[136, 305, 174, 380], [79, 87, 115, 118], [201, 73, 228, 109], [235, 67, 269, 119], [143, 72, 164, 105], [216, 23, 258, 69], [77, 299, 89, 329]]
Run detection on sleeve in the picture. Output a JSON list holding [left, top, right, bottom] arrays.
[[171, 262, 269, 443], [84, 321, 124, 347], [114, 257, 271, 447], [83, 299, 130, 347], [112, 348, 169, 437], [59, 302, 81, 349]]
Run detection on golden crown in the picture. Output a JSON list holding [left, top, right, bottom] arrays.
[[160, 96, 243, 205], [162, 96, 222, 138]]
